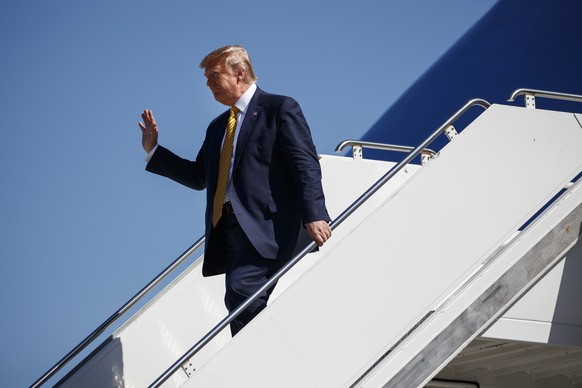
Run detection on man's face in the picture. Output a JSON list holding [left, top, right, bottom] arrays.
[[204, 57, 242, 106]]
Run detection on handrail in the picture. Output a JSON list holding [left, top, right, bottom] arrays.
[[30, 236, 206, 388], [508, 88, 582, 104], [334, 140, 437, 159], [149, 98, 491, 387]]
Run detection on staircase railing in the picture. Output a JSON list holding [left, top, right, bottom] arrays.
[[334, 140, 436, 165], [30, 236, 206, 388], [508, 88, 582, 109]]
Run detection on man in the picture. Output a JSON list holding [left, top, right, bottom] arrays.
[[139, 45, 331, 335]]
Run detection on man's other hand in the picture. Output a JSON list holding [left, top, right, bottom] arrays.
[[306, 220, 332, 247]]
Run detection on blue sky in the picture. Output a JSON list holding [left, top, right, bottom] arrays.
[[0, 1, 496, 386]]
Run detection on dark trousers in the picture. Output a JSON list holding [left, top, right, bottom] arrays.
[[211, 208, 288, 336]]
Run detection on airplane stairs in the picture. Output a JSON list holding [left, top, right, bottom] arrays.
[[39, 90, 582, 388]]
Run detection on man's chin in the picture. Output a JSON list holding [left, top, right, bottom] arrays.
[[211, 93, 224, 104]]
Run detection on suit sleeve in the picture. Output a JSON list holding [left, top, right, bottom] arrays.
[[276, 98, 330, 224], [146, 144, 207, 191]]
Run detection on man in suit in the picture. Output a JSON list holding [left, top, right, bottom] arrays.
[[139, 45, 331, 335]]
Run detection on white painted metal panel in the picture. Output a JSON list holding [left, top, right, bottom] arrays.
[[480, 112, 582, 348], [185, 105, 582, 387]]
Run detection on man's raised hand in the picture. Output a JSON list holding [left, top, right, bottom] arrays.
[[139, 109, 159, 153]]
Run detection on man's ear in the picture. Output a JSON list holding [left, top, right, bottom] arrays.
[[237, 67, 246, 82]]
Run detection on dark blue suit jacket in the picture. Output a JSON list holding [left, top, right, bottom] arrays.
[[147, 88, 330, 276]]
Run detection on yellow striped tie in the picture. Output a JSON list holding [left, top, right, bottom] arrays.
[[212, 106, 239, 226]]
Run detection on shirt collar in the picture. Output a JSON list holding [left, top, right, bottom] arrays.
[[234, 83, 257, 114]]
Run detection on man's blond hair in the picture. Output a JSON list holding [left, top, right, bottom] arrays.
[[200, 45, 257, 84]]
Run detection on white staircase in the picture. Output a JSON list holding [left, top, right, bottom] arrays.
[[51, 99, 582, 388]]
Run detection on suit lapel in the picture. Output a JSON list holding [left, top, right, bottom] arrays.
[[233, 88, 263, 171]]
